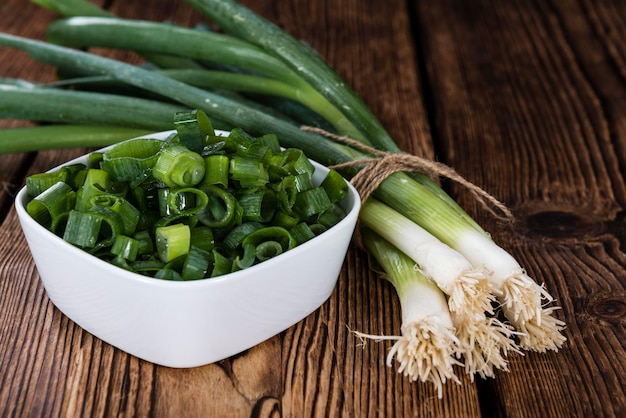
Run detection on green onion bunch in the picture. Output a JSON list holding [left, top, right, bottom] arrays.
[[1, 0, 566, 395]]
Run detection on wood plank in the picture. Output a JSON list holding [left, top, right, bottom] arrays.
[[414, 0, 626, 416]]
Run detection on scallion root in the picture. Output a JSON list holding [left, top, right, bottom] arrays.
[[440, 269, 522, 379], [356, 317, 462, 399], [497, 270, 566, 352], [454, 231, 567, 353], [453, 314, 521, 380], [442, 268, 494, 319]]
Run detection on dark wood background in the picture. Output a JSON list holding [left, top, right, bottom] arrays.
[[1, 0, 625, 417]]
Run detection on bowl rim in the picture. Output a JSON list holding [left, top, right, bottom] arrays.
[[15, 130, 361, 290]]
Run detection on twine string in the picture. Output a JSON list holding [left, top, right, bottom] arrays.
[[301, 126, 514, 223]]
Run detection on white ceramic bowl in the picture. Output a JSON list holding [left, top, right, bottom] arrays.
[[15, 131, 360, 368]]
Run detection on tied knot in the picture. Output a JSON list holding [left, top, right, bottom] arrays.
[[301, 126, 514, 223]]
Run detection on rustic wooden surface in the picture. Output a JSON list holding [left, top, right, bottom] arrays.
[[1, 0, 625, 416]]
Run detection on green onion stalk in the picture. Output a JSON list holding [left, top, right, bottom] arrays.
[[360, 199, 520, 379], [0, 0, 566, 384], [360, 228, 461, 398]]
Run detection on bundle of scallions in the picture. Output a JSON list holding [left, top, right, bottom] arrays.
[[0, 0, 566, 397]]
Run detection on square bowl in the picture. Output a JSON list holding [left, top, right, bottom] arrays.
[[14, 131, 360, 368]]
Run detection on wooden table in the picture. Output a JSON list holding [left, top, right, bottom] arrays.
[[1, 0, 625, 416]]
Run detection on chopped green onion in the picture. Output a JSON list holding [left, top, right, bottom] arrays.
[[182, 245, 211, 280], [60, 164, 88, 190], [256, 133, 280, 153], [197, 184, 238, 228], [289, 222, 315, 245], [63, 210, 101, 248], [282, 149, 315, 176], [320, 169, 348, 204], [254, 241, 283, 261], [100, 138, 164, 183], [154, 213, 199, 230], [152, 145, 205, 188], [210, 249, 232, 277], [272, 211, 300, 230], [26, 181, 76, 232], [26, 166, 86, 198], [239, 190, 276, 223], [90, 194, 140, 235], [294, 187, 332, 218], [131, 259, 165, 274], [222, 222, 263, 250], [154, 268, 183, 281], [167, 187, 209, 216], [155, 223, 191, 263], [133, 230, 154, 255], [309, 223, 327, 236], [275, 176, 298, 212], [229, 155, 268, 188], [317, 204, 347, 229], [240, 226, 296, 257], [158, 188, 173, 217], [87, 205, 125, 249], [111, 235, 139, 261], [22, 110, 347, 282], [174, 108, 215, 153], [202, 155, 230, 187], [190, 226, 215, 252], [75, 168, 109, 212], [235, 242, 257, 269], [292, 173, 313, 192]]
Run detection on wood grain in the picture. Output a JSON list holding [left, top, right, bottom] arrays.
[[414, 0, 626, 417], [0, 0, 624, 417]]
